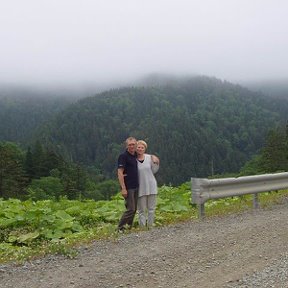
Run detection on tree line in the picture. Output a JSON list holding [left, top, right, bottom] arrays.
[[240, 124, 288, 175], [0, 141, 119, 201], [1, 122, 288, 200]]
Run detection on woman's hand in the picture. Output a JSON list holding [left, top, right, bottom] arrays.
[[151, 155, 160, 165]]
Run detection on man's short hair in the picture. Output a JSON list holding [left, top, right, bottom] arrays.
[[125, 137, 137, 145]]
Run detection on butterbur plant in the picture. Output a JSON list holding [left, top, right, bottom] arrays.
[[0, 185, 287, 264]]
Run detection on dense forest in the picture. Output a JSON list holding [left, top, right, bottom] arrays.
[[0, 93, 73, 143], [1, 76, 288, 194], [240, 125, 288, 176], [0, 141, 119, 200], [36, 76, 288, 184]]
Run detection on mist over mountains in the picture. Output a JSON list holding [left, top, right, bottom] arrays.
[[1, 75, 288, 184], [2, 74, 288, 100], [241, 79, 288, 99]]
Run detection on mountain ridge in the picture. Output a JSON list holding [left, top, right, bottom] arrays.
[[35, 76, 288, 184]]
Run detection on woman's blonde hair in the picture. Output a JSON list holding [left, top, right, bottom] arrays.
[[137, 140, 147, 150]]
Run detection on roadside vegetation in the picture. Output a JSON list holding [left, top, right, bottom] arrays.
[[1, 183, 287, 264]]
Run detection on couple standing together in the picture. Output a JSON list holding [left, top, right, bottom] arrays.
[[117, 137, 160, 231]]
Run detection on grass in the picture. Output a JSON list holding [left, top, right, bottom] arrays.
[[204, 190, 288, 217]]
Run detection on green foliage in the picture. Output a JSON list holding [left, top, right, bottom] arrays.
[[260, 127, 288, 172], [0, 142, 27, 199], [93, 180, 120, 200], [27, 176, 64, 200], [240, 125, 288, 175], [24, 142, 65, 180], [239, 154, 265, 176], [0, 183, 288, 264], [0, 92, 73, 144], [0, 140, 120, 201], [37, 77, 288, 185], [0, 185, 193, 263], [157, 184, 190, 213]]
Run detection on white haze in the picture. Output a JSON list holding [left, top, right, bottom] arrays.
[[1, 0, 288, 89]]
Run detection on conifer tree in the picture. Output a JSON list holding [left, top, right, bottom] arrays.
[[0, 142, 26, 198], [24, 146, 34, 182]]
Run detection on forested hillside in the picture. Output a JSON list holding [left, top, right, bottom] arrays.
[[36, 76, 288, 185], [0, 88, 77, 144]]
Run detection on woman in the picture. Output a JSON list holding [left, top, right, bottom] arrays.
[[136, 140, 160, 228]]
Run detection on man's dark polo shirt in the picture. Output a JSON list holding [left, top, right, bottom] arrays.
[[117, 150, 139, 189]]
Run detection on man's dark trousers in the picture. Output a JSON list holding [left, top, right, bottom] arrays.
[[118, 188, 139, 230]]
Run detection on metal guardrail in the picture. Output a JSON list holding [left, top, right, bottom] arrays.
[[191, 172, 288, 218]]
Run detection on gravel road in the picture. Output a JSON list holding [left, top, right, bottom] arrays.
[[1, 199, 288, 288]]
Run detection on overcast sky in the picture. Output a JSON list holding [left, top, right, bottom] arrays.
[[1, 0, 288, 87]]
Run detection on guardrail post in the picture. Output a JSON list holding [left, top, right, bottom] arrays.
[[198, 203, 205, 219], [253, 193, 259, 209]]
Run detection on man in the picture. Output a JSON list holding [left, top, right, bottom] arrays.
[[117, 137, 139, 231]]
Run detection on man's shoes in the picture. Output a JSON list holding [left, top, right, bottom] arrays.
[[117, 227, 125, 233]]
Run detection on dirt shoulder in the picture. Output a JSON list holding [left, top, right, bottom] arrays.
[[1, 201, 288, 288]]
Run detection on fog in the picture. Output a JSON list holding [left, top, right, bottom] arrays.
[[1, 0, 288, 89]]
